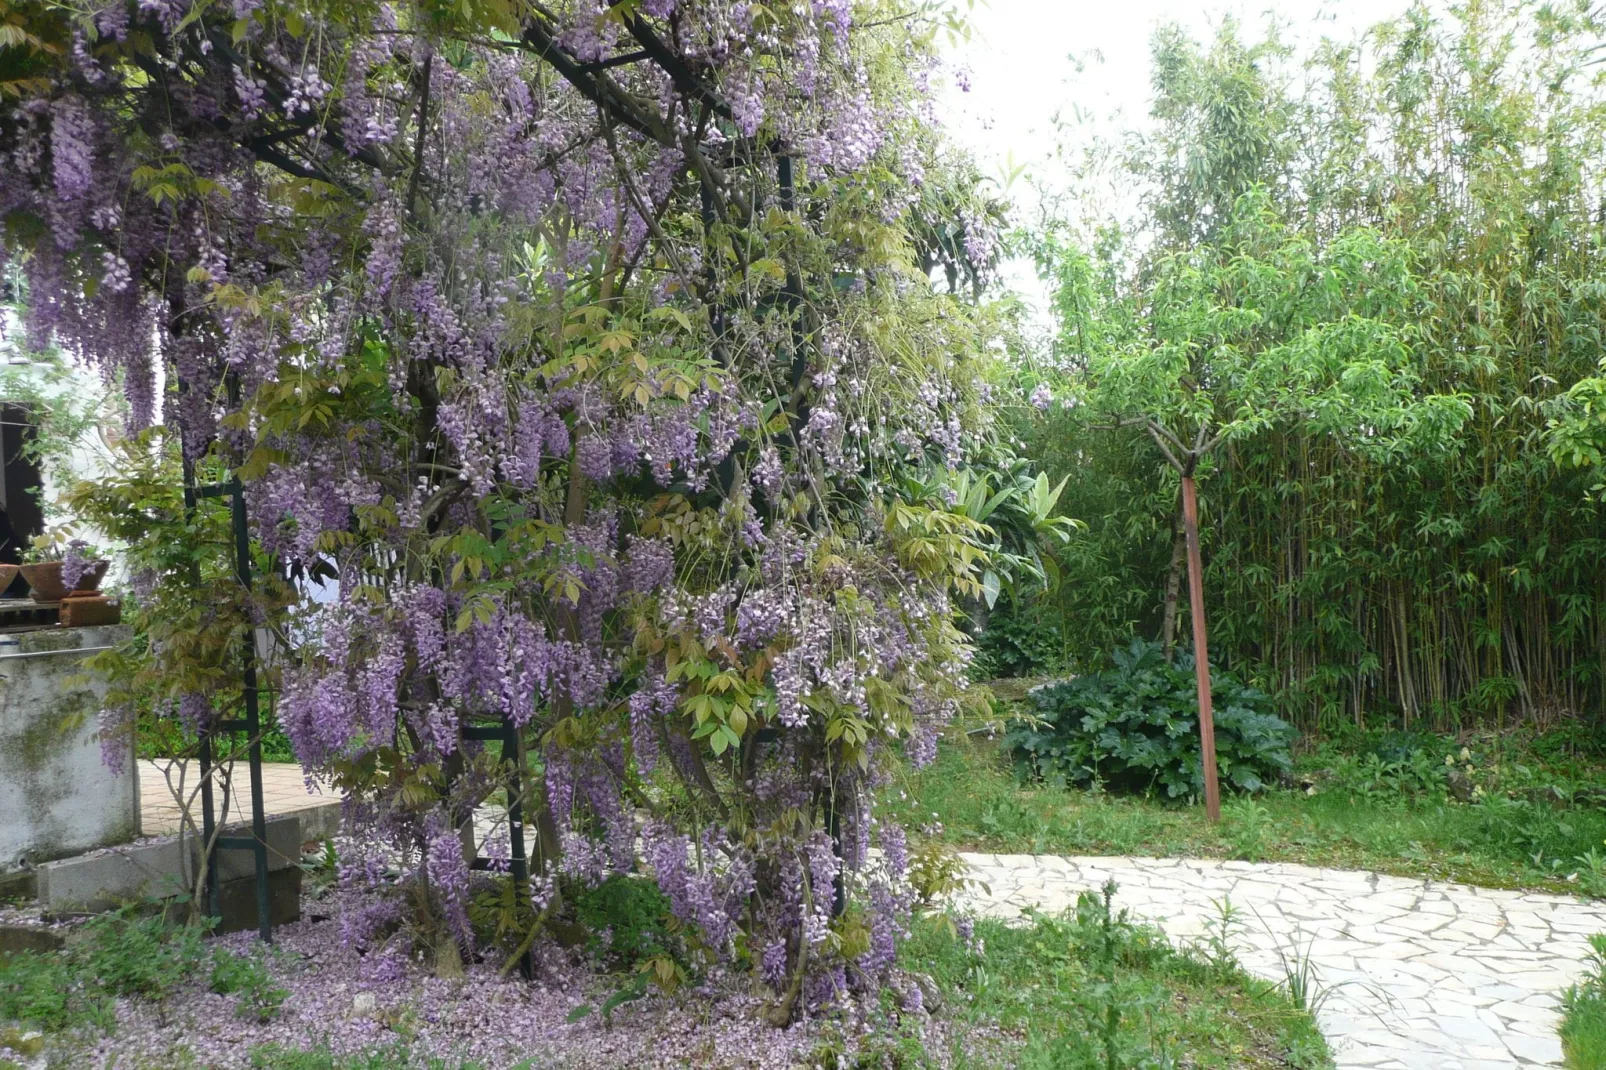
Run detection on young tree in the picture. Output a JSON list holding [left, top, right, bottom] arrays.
[[1052, 192, 1468, 819], [2, 0, 993, 1013], [1027, 4, 1606, 731]]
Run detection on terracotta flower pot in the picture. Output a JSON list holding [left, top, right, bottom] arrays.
[[0, 563, 18, 595], [20, 560, 109, 603]]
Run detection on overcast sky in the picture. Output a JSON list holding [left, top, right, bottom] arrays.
[[934, 0, 1421, 316], [939, 0, 1419, 177]]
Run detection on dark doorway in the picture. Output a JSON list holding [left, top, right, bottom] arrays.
[[0, 404, 42, 594]]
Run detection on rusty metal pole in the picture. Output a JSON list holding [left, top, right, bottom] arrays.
[[1180, 474, 1222, 823]]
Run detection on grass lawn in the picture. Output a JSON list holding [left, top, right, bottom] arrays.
[[892, 722, 1606, 898]]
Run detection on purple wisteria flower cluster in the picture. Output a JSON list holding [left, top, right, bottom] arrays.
[[2, 0, 998, 1019]]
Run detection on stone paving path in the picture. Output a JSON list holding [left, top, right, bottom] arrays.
[[958, 853, 1606, 1069]]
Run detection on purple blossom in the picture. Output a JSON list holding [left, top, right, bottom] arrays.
[[628, 673, 676, 775], [880, 822, 908, 879], [624, 536, 674, 593], [60, 538, 98, 588], [97, 702, 133, 774], [575, 433, 613, 481], [644, 820, 737, 952], [100, 251, 132, 293], [426, 812, 472, 946], [907, 724, 938, 768], [94, 1, 129, 39], [9, 0, 979, 1008]]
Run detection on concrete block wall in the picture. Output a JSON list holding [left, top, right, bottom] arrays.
[[35, 813, 303, 912]]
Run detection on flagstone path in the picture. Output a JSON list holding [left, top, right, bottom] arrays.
[[958, 853, 1606, 1069]]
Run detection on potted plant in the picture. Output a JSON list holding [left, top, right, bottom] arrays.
[[20, 530, 109, 603]]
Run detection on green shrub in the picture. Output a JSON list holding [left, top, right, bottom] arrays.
[[571, 875, 678, 970], [75, 910, 207, 1002], [210, 947, 287, 1023], [0, 910, 212, 1039], [0, 945, 76, 1032], [1316, 729, 1452, 801], [972, 607, 1063, 680], [1007, 639, 1294, 798]]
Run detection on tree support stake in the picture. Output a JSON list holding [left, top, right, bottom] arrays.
[[1181, 474, 1221, 823]]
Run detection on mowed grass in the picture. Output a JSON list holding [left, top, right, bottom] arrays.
[[891, 730, 1606, 896]]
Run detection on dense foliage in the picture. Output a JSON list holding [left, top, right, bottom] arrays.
[[1, 0, 1007, 1015], [1017, 1, 1606, 731], [1007, 639, 1294, 799]]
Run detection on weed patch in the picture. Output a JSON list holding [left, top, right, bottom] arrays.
[[904, 885, 1329, 1068], [1563, 934, 1606, 1068]]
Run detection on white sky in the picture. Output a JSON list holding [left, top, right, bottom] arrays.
[[935, 0, 1421, 317], [940, 0, 1419, 178]]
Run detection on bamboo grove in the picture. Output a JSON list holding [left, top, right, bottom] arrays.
[[1020, 0, 1606, 733]]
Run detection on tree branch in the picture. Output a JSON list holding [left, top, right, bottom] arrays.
[[518, 17, 667, 144], [615, 7, 734, 123], [1145, 422, 1186, 473], [407, 53, 434, 222]]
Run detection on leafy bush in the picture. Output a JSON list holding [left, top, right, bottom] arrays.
[[572, 876, 678, 970], [75, 910, 208, 1002], [0, 944, 76, 1032], [1325, 744, 1450, 802], [1007, 640, 1293, 798], [972, 606, 1064, 680], [0, 910, 211, 1038]]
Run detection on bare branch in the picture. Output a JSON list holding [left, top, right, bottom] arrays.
[[1146, 421, 1186, 473]]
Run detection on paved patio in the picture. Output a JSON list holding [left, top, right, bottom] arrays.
[[138, 759, 337, 837]]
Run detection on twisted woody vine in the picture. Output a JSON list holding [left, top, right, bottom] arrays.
[[0, 0, 1009, 1022]]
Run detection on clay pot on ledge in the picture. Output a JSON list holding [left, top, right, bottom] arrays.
[[0, 563, 18, 595], [20, 560, 110, 604]]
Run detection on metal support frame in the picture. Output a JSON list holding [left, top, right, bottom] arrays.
[[461, 717, 535, 980], [183, 476, 273, 941]]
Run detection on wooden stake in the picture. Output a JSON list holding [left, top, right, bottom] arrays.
[[1181, 475, 1221, 823]]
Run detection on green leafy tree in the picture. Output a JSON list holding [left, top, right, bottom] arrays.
[[1021, 1, 1606, 734], [1058, 190, 1467, 817]]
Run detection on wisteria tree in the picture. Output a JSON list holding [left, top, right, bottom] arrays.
[[1, 0, 1000, 1018]]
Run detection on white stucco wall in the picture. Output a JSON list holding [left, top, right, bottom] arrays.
[[0, 625, 136, 871]]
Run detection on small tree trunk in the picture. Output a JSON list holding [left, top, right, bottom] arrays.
[[1180, 475, 1221, 824], [1160, 492, 1185, 661]]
